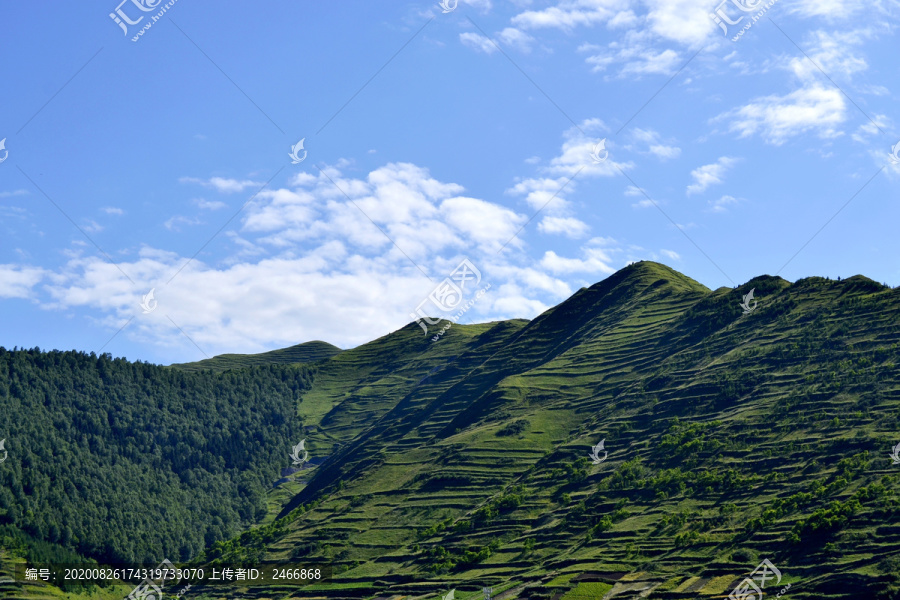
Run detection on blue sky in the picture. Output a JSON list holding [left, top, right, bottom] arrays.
[[0, 0, 898, 364]]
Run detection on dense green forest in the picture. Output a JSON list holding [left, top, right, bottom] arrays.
[[0, 348, 312, 565]]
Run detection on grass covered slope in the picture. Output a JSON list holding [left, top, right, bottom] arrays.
[[206, 262, 900, 599], [169, 340, 342, 372]]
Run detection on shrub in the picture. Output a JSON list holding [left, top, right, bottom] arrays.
[[497, 419, 528, 436]]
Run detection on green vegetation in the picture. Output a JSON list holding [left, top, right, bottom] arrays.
[[0, 348, 309, 564], [169, 340, 341, 372], [3, 261, 900, 600]]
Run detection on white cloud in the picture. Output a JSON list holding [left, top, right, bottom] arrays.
[[545, 119, 625, 177], [660, 249, 680, 260], [194, 198, 227, 210], [506, 119, 630, 239], [608, 9, 639, 28], [290, 172, 319, 187], [0, 205, 27, 220], [787, 29, 871, 81], [460, 32, 497, 54], [439, 196, 527, 251], [713, 26, 879, 146], [512, 1, 616, 30], [16, 151, 632, 357], [708, 194, 741, 213], [512, 0, 717, 45], [32, 232, 614, 357], [788, 0, 892, 20], [180, 176, 263, 193], [649, 142, 681, 159], [507, 177, 573, 211], [642, 0, 717, 45], [102, 207, 124, 215], [463, 0, 493, 11], [461, 27, 534, 54], [624, 184, 657, 209], [687, 156, 738, 195], [538, 216, 590, 238], [628, 128, 681, 159], [0, 189, 29, 198], [716, 85, 846, 145], [0, 265, 45, 299], [83, 220, 103, 233], [498, 27, 535, 51], [583, 25, 687, 77], [621, 48, 681, 75], [540, 247, 616, 275], [164, 216, 204, 231]]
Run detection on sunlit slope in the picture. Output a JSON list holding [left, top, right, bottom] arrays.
[[201, 263, 900, 600], [294, 319, 529, 457], [169, 340, 342, 372]]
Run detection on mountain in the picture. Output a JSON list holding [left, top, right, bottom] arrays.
[[169, 340, 342, 372], [3, 261, 900, 600], [201, 262, 900, 600]]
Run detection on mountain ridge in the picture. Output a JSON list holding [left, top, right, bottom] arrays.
[[231, 262, 900, 600], [169, 339, 342, 371], [3, 261, 900, 600]]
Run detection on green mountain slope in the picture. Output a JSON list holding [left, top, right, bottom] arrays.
[[4, 262, 900, 600], [204, 262, 900, 600], [169, 340, 342, 372]]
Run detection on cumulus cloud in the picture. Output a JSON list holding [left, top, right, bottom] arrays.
[[0, 265, 45, 299], [512, 1, 616, 30], [497, 27, 535, 52], [588, 41, 682, 76], [538, 216, 590, 238], [13, 153, 634, 357], [715, 85, 846, 145], [713, 26, 881, 145], [512, 0, 717, 46], [540, 247, 617, 274], [686, 157, 738, 195]]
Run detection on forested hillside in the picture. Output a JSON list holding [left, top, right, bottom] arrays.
[[0, 349, 312, 565], [3, 262, 900, 600]]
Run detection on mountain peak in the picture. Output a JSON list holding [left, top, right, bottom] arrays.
[[603, 260, 711, 294]]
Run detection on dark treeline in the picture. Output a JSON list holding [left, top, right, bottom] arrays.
[[0, 347, 312, 564]]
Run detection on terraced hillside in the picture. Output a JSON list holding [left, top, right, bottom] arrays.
[[194, 262, 900, 600], [170, 340, 343, 372], [7, 261, 900, 600]]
